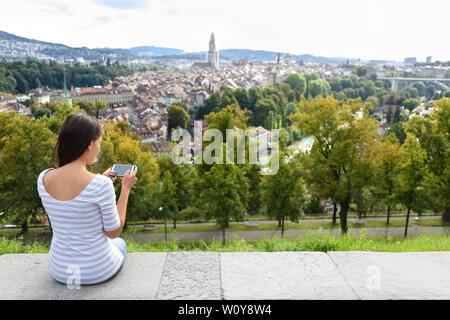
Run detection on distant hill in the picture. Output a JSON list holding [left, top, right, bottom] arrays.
[[219, 49, 280, 61], [149, 49, 356, 64], [218, 49, 356, 64], [129, 46, 184, 55], [0, 30, 114, 61], [0, 30, 183, 62], [0, 30, 356, 64], [0, 30, 67, 46]]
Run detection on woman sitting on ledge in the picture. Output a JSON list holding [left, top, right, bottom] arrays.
[[37, 113, 137, 285]]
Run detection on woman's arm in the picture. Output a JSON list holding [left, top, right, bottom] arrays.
[[104, 167, 137, 239]]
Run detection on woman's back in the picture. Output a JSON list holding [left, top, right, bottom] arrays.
[[42, 168, 97, 202], [37, 168, 124, 285]]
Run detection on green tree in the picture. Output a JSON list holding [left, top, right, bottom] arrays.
[[407, 87, 419, 99], [158, 171, 179, 230], [195, 160, 249, 245], [353, 67, 368, 77], [404, 98, 450, 222], [253, 98, 277, 127], [283, 73, 306, 101], [403, 98, 420, 112], [373, 134, 403, 224], [425, 85, 436, 99], [264, 110, 276, 130], [414, 82, 426, 96], [76, 100, 98, 116], [0, 115, 56, 233], [276, 82, 296, 102], [233, 88, 250, 110], [157, 154, 193, 228], [308, 80, 331, 98], [168, 104, 190, 138], [291, 97, 379, 234], [392, 107, 401, 123], [366, 96, 380, 109], [204, 104, 248, 136], [197, 92, 220, 118], [170, 101, 189, 113], [395, 134, 430, 237], [244, 164, 263, 216], [386, 106, 393, 124], [304, 72, 319, 83], [248, 87, 264, 110], [260, 151, 305, 237], [363, 81, 376, 99]]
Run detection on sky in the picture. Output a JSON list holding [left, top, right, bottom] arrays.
[[1, 0, 448, 62]]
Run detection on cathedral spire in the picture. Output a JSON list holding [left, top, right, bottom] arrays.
[[63, 67, 70, 100], [207, 32, 219, 69], [209, 32, 216, 51], [61, 66, 72, 106]]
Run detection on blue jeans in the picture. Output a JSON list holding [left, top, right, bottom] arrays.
[[110, 237, 127, 277]]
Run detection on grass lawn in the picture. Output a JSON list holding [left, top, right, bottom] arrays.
[[2, 230, 450, 255]]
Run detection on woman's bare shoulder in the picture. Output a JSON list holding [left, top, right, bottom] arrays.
[[45, 168, 97, 184]]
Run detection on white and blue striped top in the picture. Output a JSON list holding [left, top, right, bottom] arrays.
[[37, 168, 124, 285]]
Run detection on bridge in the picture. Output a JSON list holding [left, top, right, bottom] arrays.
[[378, 77, 450, 94]]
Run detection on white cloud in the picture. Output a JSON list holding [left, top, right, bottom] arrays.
[[0, 0, 448, 61]]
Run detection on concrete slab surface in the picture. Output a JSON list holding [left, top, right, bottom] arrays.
[[220, 252, 358, 300], [156, 252, 221, 300], [0, 253, 167, 300], [1, 251, 450, 300], [328, 251, 450, 300]]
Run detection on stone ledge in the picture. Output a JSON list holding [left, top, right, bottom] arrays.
[[1, 251, 449, 300]]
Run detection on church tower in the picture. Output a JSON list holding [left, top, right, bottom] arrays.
[[62, 67, 72, 106], [207, 33, 219, 69]]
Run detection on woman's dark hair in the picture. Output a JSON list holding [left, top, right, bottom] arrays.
[[52, 113, 104, 167]]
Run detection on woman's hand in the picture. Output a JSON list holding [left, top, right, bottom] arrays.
[[102, 167, 116, 183], [121, 166, 137, 191]]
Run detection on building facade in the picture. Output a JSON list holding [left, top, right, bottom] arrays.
[[52, 88, 134, 106]]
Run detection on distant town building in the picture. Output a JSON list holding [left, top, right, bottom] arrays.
[[262, 53, 282, 87], [426, 56, 432, 64], [367, 60, 396, 66], [189, 90, 209, 111], [0, 102, 31, 116], [51, 87, 133, 106], [157, 92, 177, 107], [404, 57, 417, 65], [0, 93, 16, 106]]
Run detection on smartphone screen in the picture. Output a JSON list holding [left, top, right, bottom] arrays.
[[111, 164, 135, 177]]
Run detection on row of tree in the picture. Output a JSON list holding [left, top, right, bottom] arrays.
[[291, 97, 449, 236], [23, 97, 109, 118], [0, 59, 142, 94], [195, 71, 401, 135], [0, 96, 448, 243]]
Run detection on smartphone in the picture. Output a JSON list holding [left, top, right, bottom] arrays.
[[111, 164, 136, 177]]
